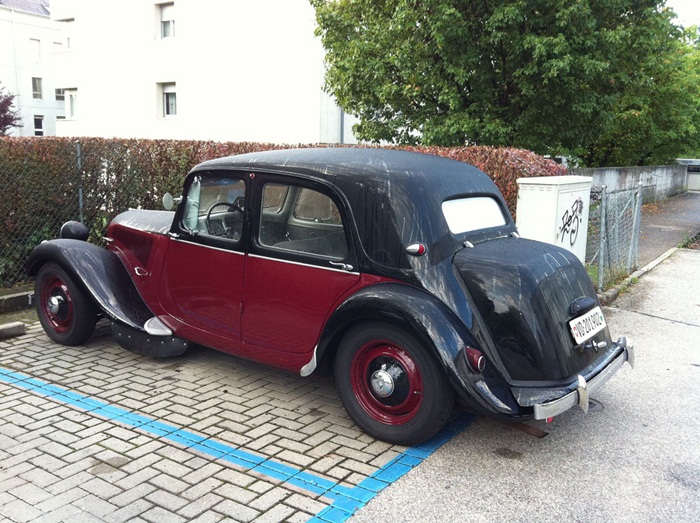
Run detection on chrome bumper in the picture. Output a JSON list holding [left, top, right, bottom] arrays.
[[533, 337, 634, 420]]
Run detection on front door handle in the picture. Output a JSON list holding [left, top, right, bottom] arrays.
[[329, 261, 354, 272]]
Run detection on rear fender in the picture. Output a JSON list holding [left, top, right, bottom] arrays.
[[315, 285, 467, 384], [27, 239, 153, 331], [313, 283, 523, 416]]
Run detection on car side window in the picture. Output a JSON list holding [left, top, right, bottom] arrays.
[[182, 176, 246, 242], [259, 183, 348, 259]]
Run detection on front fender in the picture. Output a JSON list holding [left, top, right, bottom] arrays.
[[27, 239, 153, 331]]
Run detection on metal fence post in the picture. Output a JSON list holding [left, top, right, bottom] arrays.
[[629, 181, 643, 271], [77, 140, 84, 224], [597, 185, 607, 292]]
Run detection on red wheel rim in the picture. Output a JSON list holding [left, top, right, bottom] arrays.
[[350, 341, 423, 425], [40, 277, 74, 334]]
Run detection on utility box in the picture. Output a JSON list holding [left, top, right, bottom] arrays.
[[516, 176, 593, 263]]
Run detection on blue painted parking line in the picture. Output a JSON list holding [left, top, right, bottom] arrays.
[[0, 366, 474, 521]]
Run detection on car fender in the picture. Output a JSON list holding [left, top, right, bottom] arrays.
[[27, 239, 154, 331], [315, 283, 473, 381]]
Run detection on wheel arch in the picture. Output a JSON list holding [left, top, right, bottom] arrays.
[[315, 283, 478, 385], [27, 239, 154, 331]]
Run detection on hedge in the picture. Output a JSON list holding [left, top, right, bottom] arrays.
[[0, 137, 566, 286]]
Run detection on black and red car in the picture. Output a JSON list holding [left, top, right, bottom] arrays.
[[27, 148, 633, 445]]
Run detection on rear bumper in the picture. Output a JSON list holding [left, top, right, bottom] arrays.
[[532, 337, 634, 420]]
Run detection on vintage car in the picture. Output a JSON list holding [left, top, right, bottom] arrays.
[[27, 148, 633, 445]]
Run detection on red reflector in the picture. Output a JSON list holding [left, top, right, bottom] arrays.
[[546, 417, 554, 423], [465, 347, 486, 373]]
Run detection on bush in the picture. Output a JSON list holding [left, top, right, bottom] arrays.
[[0, 137, 565, 286], [400, 145, 568, 216]]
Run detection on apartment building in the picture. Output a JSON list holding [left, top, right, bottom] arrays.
[[50, 0, 357, 143], [0, 0, 66, 136]]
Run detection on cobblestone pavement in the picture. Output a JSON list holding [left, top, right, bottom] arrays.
[[0, 321, 472, 523]]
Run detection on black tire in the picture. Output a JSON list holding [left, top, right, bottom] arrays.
[[334, 322, 455, 445], [35, 262, 98, 346]]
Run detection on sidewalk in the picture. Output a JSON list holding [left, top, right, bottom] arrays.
[[637, 191, 700, 267]]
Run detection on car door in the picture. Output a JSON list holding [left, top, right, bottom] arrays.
[[159, 171, 247, 350], [242, 175, 360, 355]]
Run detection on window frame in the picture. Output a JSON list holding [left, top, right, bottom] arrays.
[[174, 171, 248, 252], [158, 82, 177, 117], [253, 174, 355, 266], [159, 2, 175, 38], [33, 116, 44, 136], [32, 77, 43, 99]]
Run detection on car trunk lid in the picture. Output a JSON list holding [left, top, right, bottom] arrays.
[[454, 237, 614, 382]]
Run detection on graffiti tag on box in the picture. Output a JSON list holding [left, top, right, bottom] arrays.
[[560, 197, 583, 247]]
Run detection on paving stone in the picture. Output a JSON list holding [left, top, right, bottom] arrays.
[[148, 473, 190, 495], [213, 500, 260, 523], [177, 492, 224, 519], [35, 486, 87, 512], [0, 498, 45, 522], [145, 489, 189, 511], [15, 468, 59, 490], [110, 480, 158, 507], [284, 493, 328, 514], [114, 467, 160, 491], [188, 510, 226, 523], [141, 505, 188, 523], [249, 487, 290, 511], [81, 477, 123, 499], [250, 503, 295, 523], [31, 503, 84, 523], [214, 483, 258, 504], [181, 477, 225, 502], [104, 500, 154, 523]]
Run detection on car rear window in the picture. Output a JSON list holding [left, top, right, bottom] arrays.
[[442, 197, 507, 234]]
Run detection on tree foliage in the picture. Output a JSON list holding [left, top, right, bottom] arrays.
[[311, 0, 700, 166], [0, 83, 22, 136]]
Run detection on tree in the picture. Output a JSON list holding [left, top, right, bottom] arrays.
[[0, 82, 22, 136], [311, 0, 700, 166]]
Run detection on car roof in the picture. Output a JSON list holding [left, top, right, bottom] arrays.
[[193, 147, 498, 198]]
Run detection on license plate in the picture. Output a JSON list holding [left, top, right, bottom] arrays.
[[569, 306, 607, 345]]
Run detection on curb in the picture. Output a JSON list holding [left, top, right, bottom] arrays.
[[0, 291, 32, 314], [598, 247, 679, 306], [0, 321, 26, 339]]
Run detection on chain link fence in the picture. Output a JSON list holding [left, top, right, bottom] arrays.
[[0, 137, 287, 288], [586, 184, 643, 291]]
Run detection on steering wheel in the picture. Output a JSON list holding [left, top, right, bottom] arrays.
[[205, 200, 243, 238]]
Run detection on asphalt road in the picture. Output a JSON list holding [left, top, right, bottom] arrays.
[[349, 248, 700, 523]]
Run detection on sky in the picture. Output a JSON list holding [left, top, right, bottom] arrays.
[[666, 0, 700, 27]]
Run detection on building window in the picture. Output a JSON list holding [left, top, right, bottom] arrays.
[[32, 77, 43, 99], [55, 88, 65, 101], [66, 89, 77, 118], [30, 39, 41, 63], [34, 116, 44, 136], [160, 3, 175, 38], [159, 83, 177, 117]]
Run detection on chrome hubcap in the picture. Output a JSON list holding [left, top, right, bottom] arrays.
[[48, 295, 64, 315], [370, 366, 395, 398]]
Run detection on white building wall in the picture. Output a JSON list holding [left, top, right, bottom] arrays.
[[0, 5, 65, 136], [52, 0, 358, 144]]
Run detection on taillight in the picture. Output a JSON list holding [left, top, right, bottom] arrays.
[[465, 347, 486, 373]]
